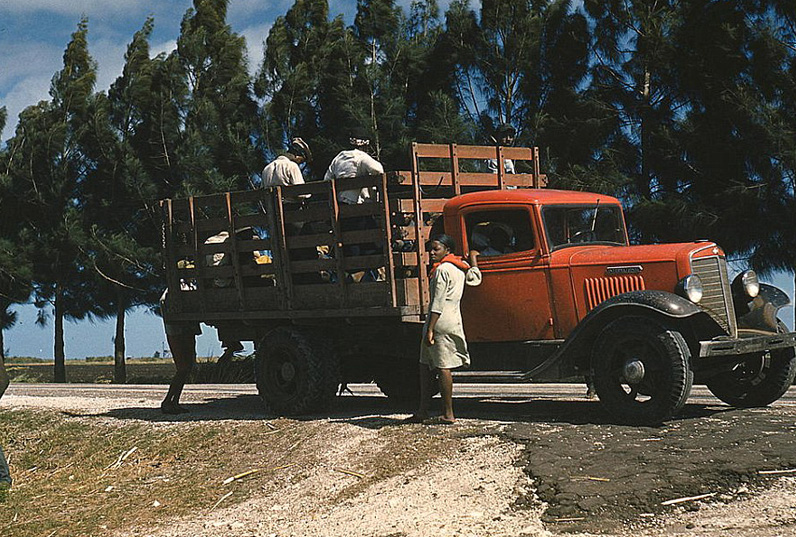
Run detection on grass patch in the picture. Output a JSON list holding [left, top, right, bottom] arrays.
[[5, 355, 255, 385], [0, 407, 460, 537], [0, 408, 325, 537]]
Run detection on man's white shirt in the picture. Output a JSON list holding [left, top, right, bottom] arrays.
[[262, 155, 305, 187], [324, 148, 384, 204]]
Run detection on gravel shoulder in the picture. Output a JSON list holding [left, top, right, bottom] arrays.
[[3, 384, 796, 536]]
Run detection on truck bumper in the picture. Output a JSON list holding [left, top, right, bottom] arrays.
[[699, 331, 796, 358]]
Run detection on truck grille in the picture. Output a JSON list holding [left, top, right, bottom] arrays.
[[691, 256, 737, 336], [585, 275, 645, 310]]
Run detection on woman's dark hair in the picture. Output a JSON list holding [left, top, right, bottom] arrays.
[[431, 234, 456, 252]]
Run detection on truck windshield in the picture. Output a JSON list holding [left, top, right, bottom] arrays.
[[542, 204, 627, 250]]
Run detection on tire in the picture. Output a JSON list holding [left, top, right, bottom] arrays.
[[374, 356, 438, 407], [706, 321, 796, 408], [592, 316, 693, 425], [255, 327, 340, 415]]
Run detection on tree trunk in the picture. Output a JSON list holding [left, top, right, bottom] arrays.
[[54, 285, 66, 383], [0, 326, 5, 362], [114, 298, 127, 384], [639, 67, 652, 198]]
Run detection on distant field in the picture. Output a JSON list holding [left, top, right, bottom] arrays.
[[4, 357, 255, 384]]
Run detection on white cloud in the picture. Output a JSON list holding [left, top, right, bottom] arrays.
[[0, 0, 146, 16], [151, 38, 178, 59], [240, 23, 272, 75], [91, 38, 129, 93], [1, 73, 53, 140]]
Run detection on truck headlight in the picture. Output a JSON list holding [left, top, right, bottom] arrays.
[[676, 274, 703, 303], [732, 270, 760, 299]]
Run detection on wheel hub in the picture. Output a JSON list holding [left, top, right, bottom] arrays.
[[280, 362, 297, 382], [623, 359, 646, 383]]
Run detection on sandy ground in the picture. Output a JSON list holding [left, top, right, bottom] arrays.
[[4, 385, 796, 536]]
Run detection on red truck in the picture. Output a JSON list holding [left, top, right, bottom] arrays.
[[161, 143, 796, 424]]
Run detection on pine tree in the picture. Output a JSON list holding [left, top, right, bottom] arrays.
[[82, 18, 164, 383], [4, 19, 102, 381], [256, 0, 337, 176], [175, 0, 260, 194], [0, 106, 34, 361]]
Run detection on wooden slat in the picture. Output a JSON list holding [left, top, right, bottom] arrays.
[[395, 278, 420, 306], [455, 145, 533, 160], [292, 281, 391, 309], [412, 143, 453, 158], [393, 252, 420, 266], [237, 238, 272, 250], [283, 206, 330, 223], [229, 189, 268, 204], [340, 228, 384, 243], [286, 232, 334, 249], [288, 258, 338, 273], [276, 181, 330, 197], [201, 266, 235, 278], [393, 198, 448, 213], [199, 242, 229, 255], [338, 203, 382, 218], [192, 195, 227, 207], [195, 218, 229, 231], [233, 214, 269, 228], [334, 174, 382, 190], [391, 170, 539, 188], [341, 254, 385, 270], [240, 264, 278, 277], [243, 287, 280, 309]]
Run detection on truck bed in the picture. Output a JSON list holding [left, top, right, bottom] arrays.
[[160, 143, 545, 325]]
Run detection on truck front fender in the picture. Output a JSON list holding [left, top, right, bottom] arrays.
[[737, 283, 791, 333], [525, 290, 714, 379]]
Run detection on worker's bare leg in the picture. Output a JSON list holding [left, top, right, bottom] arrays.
[[438, 368, 455, 423], [161, 333, 196, 414]]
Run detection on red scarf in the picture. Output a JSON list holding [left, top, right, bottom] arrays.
[[429, 253, 470, 277]]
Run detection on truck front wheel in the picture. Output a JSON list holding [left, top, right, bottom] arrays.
[[255, 327, 340, 415], [706, 323, 796, 407], [592, 316, 693, 425]]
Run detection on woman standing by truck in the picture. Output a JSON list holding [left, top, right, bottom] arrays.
[[410, 234, 471, 424]]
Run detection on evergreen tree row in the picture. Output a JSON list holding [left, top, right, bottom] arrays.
[[0, 0, 794, 381]]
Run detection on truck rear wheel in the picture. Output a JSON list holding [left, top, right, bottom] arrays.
[[592, 316, 693, 425], [255, 327, 340, 415], [706, 322, 796, 408], [374, 356, 439, 407]]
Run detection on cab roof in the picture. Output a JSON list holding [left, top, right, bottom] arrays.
[[443, 188, 623, 213]]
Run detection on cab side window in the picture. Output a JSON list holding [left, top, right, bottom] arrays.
[[465, 209, 535, 258]]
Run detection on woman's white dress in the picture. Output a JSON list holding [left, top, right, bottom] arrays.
[[420, 262, 470, 369]]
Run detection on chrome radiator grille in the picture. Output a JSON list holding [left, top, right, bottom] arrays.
[[584, 275, 646, 311], [691, 256, 737, 337]]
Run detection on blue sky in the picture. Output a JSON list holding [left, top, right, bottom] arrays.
[[0, 0, 793, 359]]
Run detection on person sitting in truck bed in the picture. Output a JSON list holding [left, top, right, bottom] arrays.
[[486, 123, 516, 175], [324, 127, 384, 203], [262, 137, 312, 195], [324, 127, 385, 281]]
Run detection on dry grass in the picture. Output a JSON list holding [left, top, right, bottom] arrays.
[[5, 356, 255, 385], [0, 409, 326, 537], [0, 408, 458, 537]]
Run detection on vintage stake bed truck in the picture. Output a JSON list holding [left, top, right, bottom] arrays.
[[161, 143, 796, 424]]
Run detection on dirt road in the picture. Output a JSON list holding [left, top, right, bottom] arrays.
[[4, 383, 796, 536]]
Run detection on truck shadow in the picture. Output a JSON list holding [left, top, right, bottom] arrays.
[[96, 392, 731, 428]]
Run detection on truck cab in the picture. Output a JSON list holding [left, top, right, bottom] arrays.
[[445, 189, 796, 423]]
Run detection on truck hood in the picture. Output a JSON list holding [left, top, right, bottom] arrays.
[[552, 241, 722, 270]]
